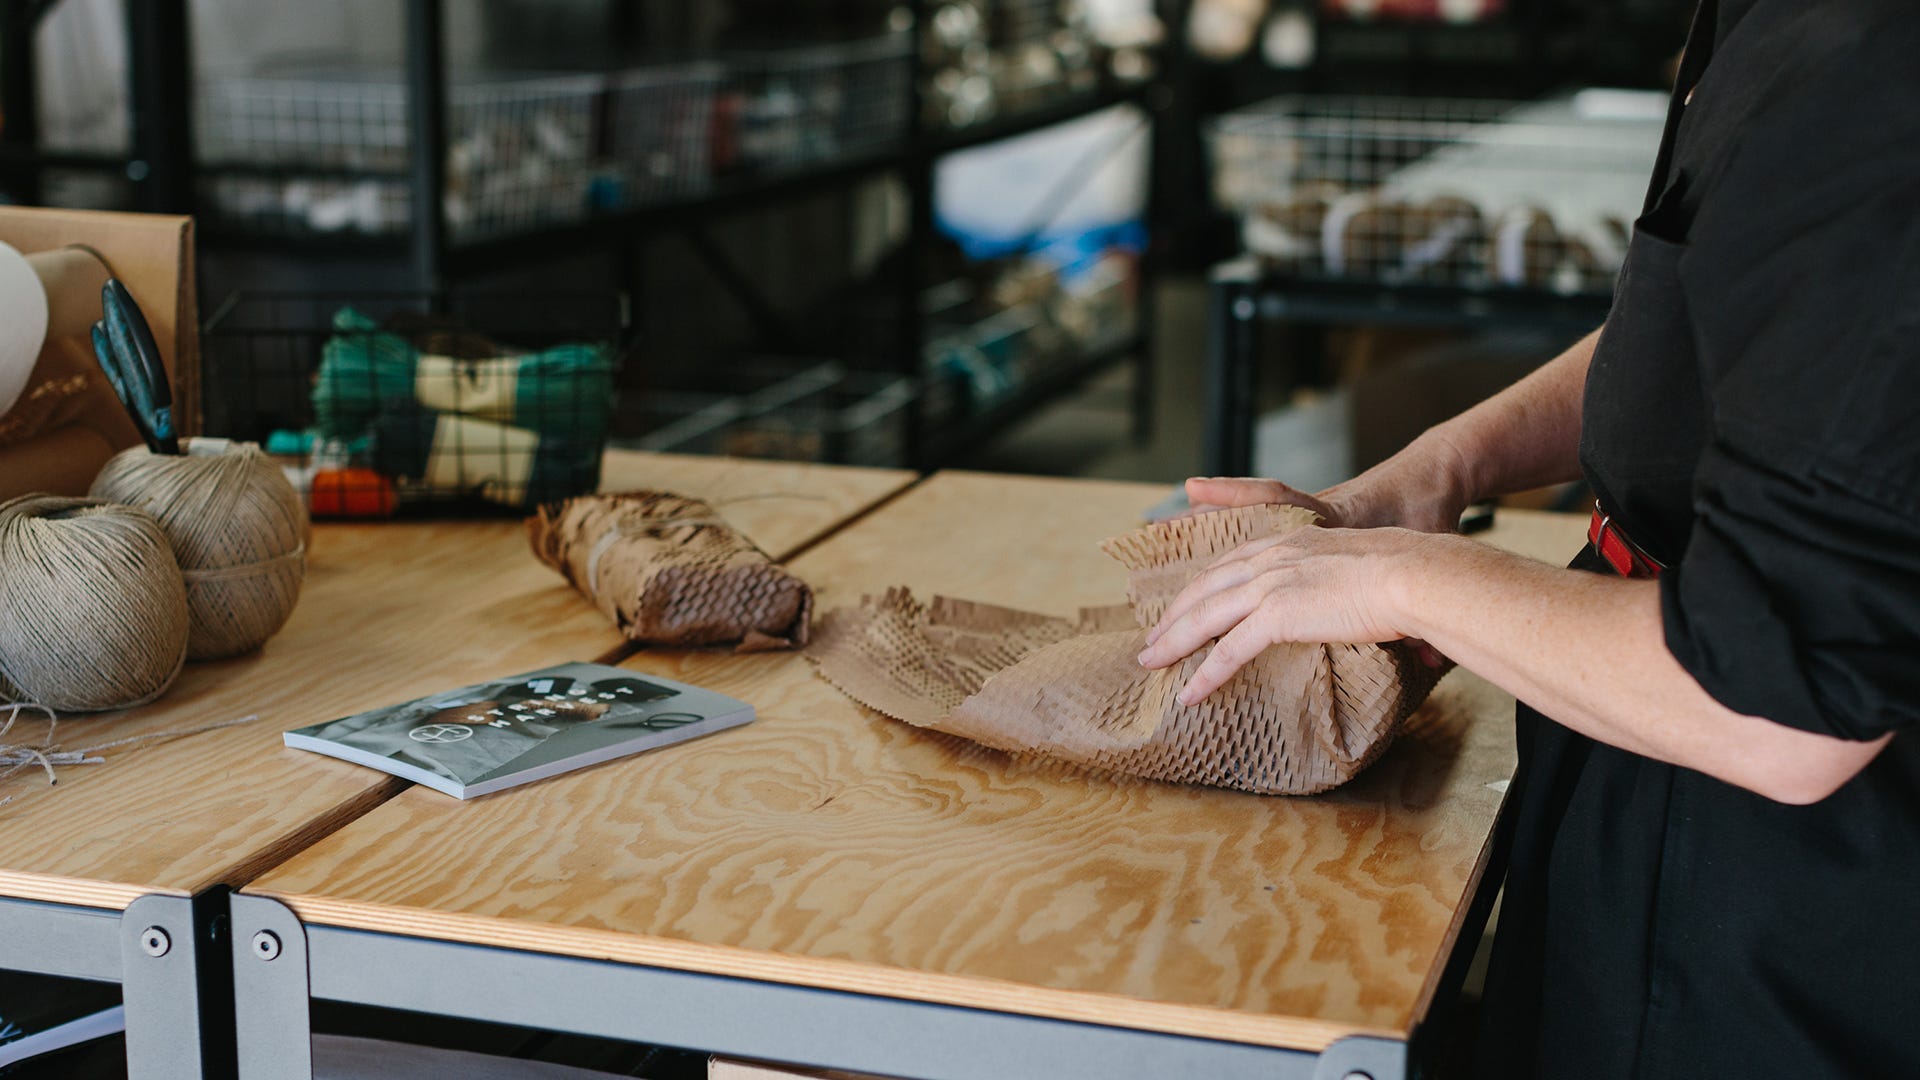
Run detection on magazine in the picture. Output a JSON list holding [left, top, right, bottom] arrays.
[[284, 662, 753, 799]]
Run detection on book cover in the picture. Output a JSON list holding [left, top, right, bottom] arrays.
[[284, 662, 753, 799]]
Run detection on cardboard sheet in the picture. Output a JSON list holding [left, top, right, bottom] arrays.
[[810, 506, 1441, 794], [0, 207, 197, 501]]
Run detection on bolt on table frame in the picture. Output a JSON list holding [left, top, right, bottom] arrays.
[[0, 890, 231, 1079]]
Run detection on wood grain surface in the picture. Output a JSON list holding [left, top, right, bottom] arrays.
[[250, 473, 1589, 1050], [0, 455, 906, 909], [595, 451, 915, 561]]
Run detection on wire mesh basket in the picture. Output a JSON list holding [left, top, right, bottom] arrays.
[[1320, 0, 1506, 22], [919, 247, 1139, 419], [720, 34, 912, 172], [201, 291, 630, 517], [605, 62, 723, 206], [1209, 91, 1665, 294], [623, 361, 915, 467], [920, 0, 1106, 129], [196, 66, 604, 239]]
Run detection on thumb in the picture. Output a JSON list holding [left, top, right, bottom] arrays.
[[1185, 476, 1322, 512]]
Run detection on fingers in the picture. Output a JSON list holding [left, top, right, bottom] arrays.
[[1144, 536, 1282, 646], [1176, 614, 1275, 705], [1184, 476, 1324, 514], [1168, 501, 1228, 520], [1139, 573, 1274, 670]]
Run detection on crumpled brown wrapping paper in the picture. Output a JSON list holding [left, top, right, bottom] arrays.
[[809, 505, 1443, 794], [528, 490, 812, 652]]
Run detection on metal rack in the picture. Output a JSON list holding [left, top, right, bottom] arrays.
[[1198, 90, 1660, 475], [0, 0, 1171, 471], [1201, 254, 1610, 477]]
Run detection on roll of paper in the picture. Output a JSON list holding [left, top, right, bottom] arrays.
[[0, 241, 51, 419]]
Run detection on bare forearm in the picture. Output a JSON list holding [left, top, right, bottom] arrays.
[[1415, 326, 1599, 504], [1390, 535, 1887, 803]]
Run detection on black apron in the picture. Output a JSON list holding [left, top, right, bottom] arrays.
[[1474, 2, 1920, 1075]]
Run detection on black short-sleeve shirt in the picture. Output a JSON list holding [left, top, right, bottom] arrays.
[[1477, 2, 1920, 1076]]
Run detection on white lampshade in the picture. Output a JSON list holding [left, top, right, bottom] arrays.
[[0, 241, 51, 418]]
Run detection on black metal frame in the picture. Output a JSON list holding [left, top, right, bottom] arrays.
[[1201, 254, 1611, 476], [1, 0, 1170, 471], [0, 891, 235, 1079], [0, 0, 193, 212]]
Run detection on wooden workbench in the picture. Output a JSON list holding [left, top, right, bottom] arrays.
[[0, 453, 912, 910], [245, 472, 1589, 1072]]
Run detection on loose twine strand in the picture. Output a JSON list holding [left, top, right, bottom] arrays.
[[0, 702, 261, 804]]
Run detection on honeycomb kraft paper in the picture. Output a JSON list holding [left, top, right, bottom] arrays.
[[529, 490, 812, 652], [809, 505, 1443, 795]]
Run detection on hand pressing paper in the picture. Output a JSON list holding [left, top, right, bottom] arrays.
[[809, 505, 1443, 794]]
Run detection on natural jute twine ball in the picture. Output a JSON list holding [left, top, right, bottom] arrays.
[[0, 495, 189, 712], [90, 438, 307, 660]]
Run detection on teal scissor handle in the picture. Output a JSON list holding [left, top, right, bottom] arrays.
[[92, 278, 179, 454]]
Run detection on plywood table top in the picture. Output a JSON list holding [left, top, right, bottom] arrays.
[[247, 473, 1589, 1053], [0, 454, 911, 910], [596, 451, 915, 562]]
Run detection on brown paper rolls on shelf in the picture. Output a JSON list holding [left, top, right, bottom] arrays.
[[1399, 195, 1488, 284], [1242, 181, 1343, 267], [529, 490, 813, 652], [1488, 206, 1565, 288], [810, 505, 1442, 795]]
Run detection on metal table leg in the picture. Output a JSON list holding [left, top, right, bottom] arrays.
[[121, 893, 229, 1079], [230, 893, 314, 1080], [1204, 257, 1261, 477], [0, 893, 221, 1080]]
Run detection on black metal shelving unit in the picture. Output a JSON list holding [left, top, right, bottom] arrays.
[[0, 0, 1173, 470], [0, 0, 194, 213], [1178, 1, 1689, 473], [1201, 256, 1612, 477]]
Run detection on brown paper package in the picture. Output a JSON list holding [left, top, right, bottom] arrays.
[[809, 505, 1443, 795], [529, 491, 813, 653]]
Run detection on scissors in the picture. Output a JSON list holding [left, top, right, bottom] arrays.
[[89, 278, 180, 455]]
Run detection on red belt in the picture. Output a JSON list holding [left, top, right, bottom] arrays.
[[1588, 504, 1666, 579]]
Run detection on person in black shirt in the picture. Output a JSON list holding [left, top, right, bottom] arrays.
[[1138, 0, 1920, 1074]]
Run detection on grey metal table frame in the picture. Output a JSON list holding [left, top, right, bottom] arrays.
[[226, 883, 1501, 1080], [0, 890, 229, 1079], [1203, 255, 1614, 478]]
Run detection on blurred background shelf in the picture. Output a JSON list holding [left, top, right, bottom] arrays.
[[0, 0, 1170, 472], [0, 0, 1689, 487]]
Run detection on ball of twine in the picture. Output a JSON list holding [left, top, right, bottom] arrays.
[[0, 495, 189, 712], [90, 438, 308, 660]]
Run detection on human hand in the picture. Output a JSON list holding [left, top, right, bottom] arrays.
[[1136, 526, 1444, 705], [1183, 434, 1476, 534]]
